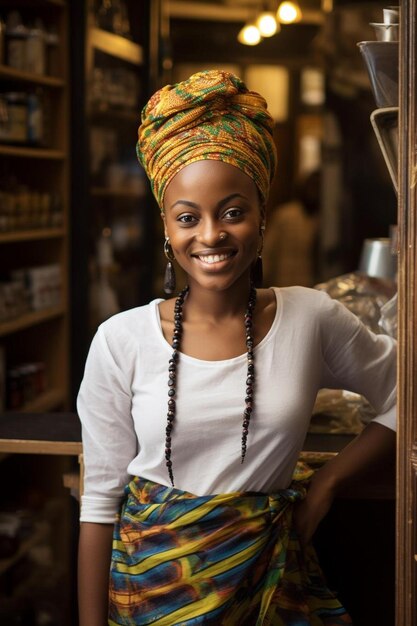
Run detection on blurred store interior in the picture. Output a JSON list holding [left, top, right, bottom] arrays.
[[0, 0, 401, 623]]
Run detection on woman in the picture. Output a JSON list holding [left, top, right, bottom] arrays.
[[77, 70, 396, 626]]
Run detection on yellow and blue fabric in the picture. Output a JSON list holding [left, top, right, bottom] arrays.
[[108, 464, 351, 625], [137, 69, 277, 211]]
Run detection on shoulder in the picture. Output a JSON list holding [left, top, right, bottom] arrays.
[[270, 286, 353, 335], [99, 298, 162, 335], [93, 298, 164, 359], [272, 285, 332, 310]]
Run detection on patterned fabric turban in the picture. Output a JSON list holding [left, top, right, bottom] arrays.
[[137, 70, 277, 211]]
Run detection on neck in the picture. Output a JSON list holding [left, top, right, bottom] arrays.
[[184, 275, 253, 322]]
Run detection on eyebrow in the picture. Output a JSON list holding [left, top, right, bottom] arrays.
[[169, 193, 247, 211]]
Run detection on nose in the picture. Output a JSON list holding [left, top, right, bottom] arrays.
[[196, 219, 226, 246]]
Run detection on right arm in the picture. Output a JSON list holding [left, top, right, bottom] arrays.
[[78, 522, 114, 626], [77, 322, 137, 624]]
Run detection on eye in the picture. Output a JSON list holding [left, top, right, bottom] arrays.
[[223, 207, 244, 220], [177, 213, 198, 225]]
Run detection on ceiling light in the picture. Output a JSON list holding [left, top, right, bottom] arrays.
[[238, 23, 262, 45], [277, 1, 302, 24], [321, 0, 333, 12], [256, 11, 280, 37]]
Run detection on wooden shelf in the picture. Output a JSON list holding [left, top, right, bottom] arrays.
[[0, 521, 49, 576], [91, 27, 143, 65], [0, 306, 65, 338], [0, 437, 81, 456], [0, 145, 66, 160], [0, 228, 65, 244], [0, 65, 65, 88], [89, 107, 138, 124], [91, 187, 143, 199], [9, 0, 66, 6], [0, 412, 82, 456]]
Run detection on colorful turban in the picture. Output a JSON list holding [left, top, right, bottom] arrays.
[[137, 70, 277, 210]]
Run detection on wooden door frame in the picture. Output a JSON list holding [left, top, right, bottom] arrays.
[[396, 0, 417, 623]]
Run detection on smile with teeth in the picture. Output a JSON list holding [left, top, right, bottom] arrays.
[[197, 251, 234, 264]]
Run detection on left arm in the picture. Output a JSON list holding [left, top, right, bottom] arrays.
[[294, 292, 397, 545], [294, 421, 396, 545]]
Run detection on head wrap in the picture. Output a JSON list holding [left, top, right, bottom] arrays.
[[137, 70, 277, 211]]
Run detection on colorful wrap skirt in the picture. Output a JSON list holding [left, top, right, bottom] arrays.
[[108, 463, 351, 625]]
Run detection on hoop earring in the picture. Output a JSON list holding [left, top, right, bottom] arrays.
[[163, 237, 176, 295]]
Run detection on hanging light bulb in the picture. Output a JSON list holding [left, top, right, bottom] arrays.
[[256, 11, 280, 37], [237, 23, 262, 45], [276, 1, 302, 24], [321, 0, 333, 12]]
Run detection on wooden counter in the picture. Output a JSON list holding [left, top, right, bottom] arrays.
[[0, 412, 82, 456], [0, 413, 395, 499], [0, 412, 350, 458]]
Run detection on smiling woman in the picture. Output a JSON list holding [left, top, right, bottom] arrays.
[[76, 69, 396, 626]]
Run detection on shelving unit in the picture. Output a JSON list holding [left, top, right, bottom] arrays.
[[0, 0, 70, 416], [0, 2, 72, 618]]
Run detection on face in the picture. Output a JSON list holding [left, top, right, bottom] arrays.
[[163, 160, 263, 292]]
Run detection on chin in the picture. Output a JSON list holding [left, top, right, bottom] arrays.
[[188, 272, 251, 293]]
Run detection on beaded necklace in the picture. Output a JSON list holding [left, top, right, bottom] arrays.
[[164, 285, 257, 486]]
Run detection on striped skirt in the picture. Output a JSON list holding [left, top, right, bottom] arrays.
[[108, 464, 351, 625]]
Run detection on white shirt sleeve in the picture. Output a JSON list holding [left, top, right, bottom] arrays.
[[319, 293, 397, 431], [77, 324, 136, 523]]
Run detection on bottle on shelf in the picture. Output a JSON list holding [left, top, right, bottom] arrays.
[[25, 18, 46, 76], [5, 11, 28, 72]]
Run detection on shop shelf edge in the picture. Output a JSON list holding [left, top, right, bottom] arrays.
[[89, 108, 138, 123], [0, 306, 66, 337], [0, 228, 66, 243], [0, 145, 66, 160], [3, 0, 65, 7], [0, 65, 65, 88], [91, 27, 143, 65], [91, 187, 144, 199]]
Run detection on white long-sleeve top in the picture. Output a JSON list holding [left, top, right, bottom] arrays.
[[77, 287, 396, 523]]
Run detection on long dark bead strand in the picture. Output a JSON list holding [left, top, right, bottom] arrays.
[[164, 285, 256, 486], [242, 286, 257, 463], [165, 286, 188, 486]]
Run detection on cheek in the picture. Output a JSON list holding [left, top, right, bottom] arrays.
[[166, 227, 191, 255], [242, 222, 262, 250]]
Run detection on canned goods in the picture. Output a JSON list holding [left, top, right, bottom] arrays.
[[0, 92, 28, 144]]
